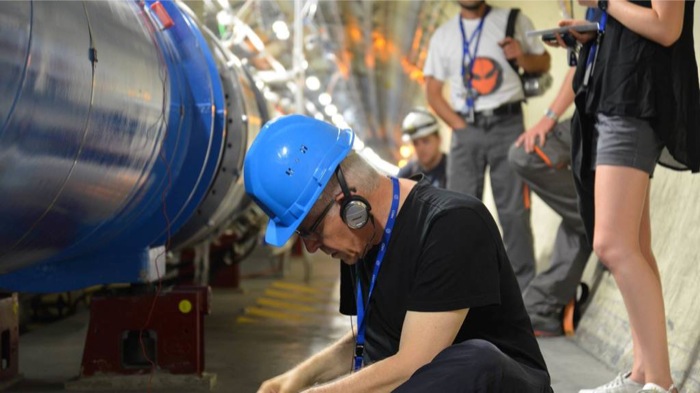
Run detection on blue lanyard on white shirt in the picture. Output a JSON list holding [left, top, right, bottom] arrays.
[[353, 176, 400, 372], [459, 8, 491, 110], [583, 11, 607, 87]]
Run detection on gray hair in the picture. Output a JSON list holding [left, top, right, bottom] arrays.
[[308, 150, 380, 219]]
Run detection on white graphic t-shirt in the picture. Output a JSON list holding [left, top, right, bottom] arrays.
[[423, 8, 545, 112]]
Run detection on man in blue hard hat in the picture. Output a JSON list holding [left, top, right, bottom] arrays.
[[245, 114, 552, 392]]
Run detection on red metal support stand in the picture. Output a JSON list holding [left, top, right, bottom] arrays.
[[0, 294, 21, 390], [80, 286, 210, 377], [209, 232, 241, 289]]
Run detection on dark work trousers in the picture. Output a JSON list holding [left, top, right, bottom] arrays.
[[448, 112, 536, 291], [393, 339, 552, 393], [507, 121, 593, 331]]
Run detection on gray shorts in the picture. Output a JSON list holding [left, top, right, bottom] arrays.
[[591, 114, 663, 175]]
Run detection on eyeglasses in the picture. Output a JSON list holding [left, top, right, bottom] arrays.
[[295, 199, 335, 239]]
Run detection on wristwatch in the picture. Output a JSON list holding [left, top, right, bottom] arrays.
[[598, 0, 608, 11], [544, 108, 559, 122]]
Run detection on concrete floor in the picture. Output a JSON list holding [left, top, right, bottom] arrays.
[[11, 247, 617, 392]]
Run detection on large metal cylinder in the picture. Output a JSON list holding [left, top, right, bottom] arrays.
[[0, 0, 264, 292]]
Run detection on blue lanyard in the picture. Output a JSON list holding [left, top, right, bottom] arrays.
[[583, 11, 607, 86], [459, 8, 490, 109], [353, 176, 400, 372]]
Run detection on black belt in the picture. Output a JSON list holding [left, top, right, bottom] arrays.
[[458, 102, 522, 118]]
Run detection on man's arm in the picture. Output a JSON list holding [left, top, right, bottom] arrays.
[[500, 11, 552, 74], [304, 309, 469, 393], [516, 50, 551, 74], [500, 37, 551, 74], [257, 330, 356, 393], [515, 67, 575, 152], [425, 77, 468, 130]]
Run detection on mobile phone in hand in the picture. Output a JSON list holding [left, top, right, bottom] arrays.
[[542, 32, 577, 48]]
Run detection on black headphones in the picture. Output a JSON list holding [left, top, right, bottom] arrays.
[[335, 166, 372, 229]]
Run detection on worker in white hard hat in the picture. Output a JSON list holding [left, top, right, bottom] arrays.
[[398, 108, 448, 189]]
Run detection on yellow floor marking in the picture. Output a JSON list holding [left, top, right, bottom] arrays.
[[264, 289, 331, 303], [236, 316, 258, 324], [245, 306, 308, 322], [239, 277, 339, 324], [271, 281, 331, 294], [256, 298, 319, 313]]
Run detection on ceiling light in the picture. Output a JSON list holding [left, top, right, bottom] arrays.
[[272, 20, 290, 40], [305, 76, 321, 91], [318, 93, 332, 106], [324, 104, 338, 117]]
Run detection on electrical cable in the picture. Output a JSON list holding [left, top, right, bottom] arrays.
[[137, 24, 172, 392]]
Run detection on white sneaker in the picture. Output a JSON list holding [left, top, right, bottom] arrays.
[[579, 372, 644, 393], [637, 382, 678, 393]]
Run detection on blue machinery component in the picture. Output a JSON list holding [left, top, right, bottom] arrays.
[[0, 1, 267, 292]]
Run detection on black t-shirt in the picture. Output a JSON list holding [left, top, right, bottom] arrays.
[[339, 180, 548, 372], [397, 154, 447, 189]]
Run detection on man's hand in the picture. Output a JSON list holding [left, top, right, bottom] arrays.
[[514, 117, 556, 153], [498, 37, 523, 61], [452, 119, 468, 130], [257, 370, 306, 393], [425, 76, 469, 131]]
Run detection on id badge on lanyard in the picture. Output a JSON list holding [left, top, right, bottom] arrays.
[[353, 177, 400, 372], [460, 8, 490, 121], [465, 89, 476, 123]]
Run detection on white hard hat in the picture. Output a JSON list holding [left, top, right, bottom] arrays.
[[401, 108, 439, 140]]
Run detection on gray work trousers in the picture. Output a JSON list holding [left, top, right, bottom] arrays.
[[507, 121, 593, 323], [448, 112, 536, 291]]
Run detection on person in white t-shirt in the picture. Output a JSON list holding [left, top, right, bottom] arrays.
[[424, 0, 550, 291]]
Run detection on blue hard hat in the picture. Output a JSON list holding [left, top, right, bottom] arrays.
[[244, 115, 355, 247]]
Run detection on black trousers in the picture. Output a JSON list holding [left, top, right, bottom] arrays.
[[393, 340, 552, 393]]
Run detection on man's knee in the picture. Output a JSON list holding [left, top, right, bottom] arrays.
[[396, 340, 506, 393], [436, 339, 506, 372], [507, 143, 533, 175], [398, 340, 552, 393]]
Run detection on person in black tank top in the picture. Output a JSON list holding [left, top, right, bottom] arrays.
[[554, 1, 699, 392]]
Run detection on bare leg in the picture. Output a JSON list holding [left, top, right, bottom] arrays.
[[629, 185, 658, 383], [593, 165, 671, 388], [639, 185, 660, 280]]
